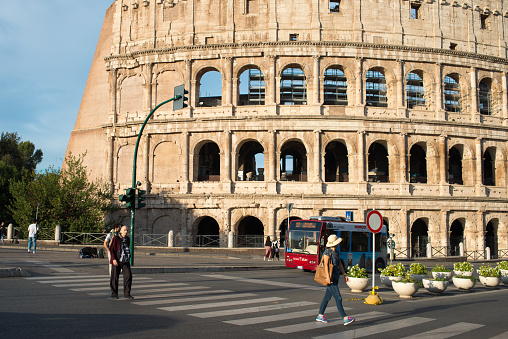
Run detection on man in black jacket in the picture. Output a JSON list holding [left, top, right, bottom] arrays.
[[108, 225, 133, 300]]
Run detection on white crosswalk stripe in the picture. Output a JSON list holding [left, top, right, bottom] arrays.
[[312, 316, 434, 339], [400, 322, 484, 339], [489, 331, 508, 339], [88, 285, 198, 296], [192, 301, 319, 319], [25, 275, 107, 280], [135, 289, 231, 300], [134, 292, 257, 306], [158, 297, 286, 312], [221, 304, 335, 324], [267, 311, 388, 334]]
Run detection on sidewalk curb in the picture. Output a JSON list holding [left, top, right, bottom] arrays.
[[131, 265, 289, 274]]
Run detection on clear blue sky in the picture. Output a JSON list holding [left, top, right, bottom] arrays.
[[0, 1, 112, 171]]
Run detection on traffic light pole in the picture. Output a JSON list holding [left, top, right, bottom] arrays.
[[128, 96, 181, 266]]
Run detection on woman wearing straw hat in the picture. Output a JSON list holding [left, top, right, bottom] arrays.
[[316, 234, 355, 326]]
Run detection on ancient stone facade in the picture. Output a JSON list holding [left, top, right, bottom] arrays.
[[66, 0, 508, 257]]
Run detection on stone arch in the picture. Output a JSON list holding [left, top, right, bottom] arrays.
[[478, 77, 493, 115], [324, 139, 349, 182], [195, 66, 223, 107], [364, 66, 389, 107], [193, 140, 221, 182], [323, 65, 348, 105], [405, 70, 426, 109], [280, 63, 308, 105], [483, 146, 496, 186], [449, 218, 465, 256], [409, 142, 427, 183], [195, 216, 220, 247], [237, 65, 266, 106], [367, 140, 390, 183], [278, 216, 302, 245], [410, 217, 429, 258], [152, 140, 182, 184], [153, 68, 184, 106], [236, 139, 265, 181], [236, 215, 265, 247], [152, 215, 180, 235], [485, 218, 499, 258], [116, 143, 135, 185], [279, 138, 309, 182], [118, 73, 144, 117]]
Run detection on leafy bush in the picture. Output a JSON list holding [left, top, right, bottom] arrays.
[[399, 272, 423, 287], [432, 277, 448, 282], [347, 264, 369, 278], [497, 261, 508, 271], [431, 264, 451, 272], [454, 261, 473, 272], [478, 265, 500, 278], [454, 275, 477, 281], [410, 263, 428, 275], [379, 263, 405, 277]]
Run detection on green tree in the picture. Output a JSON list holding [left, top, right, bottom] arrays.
[[9, 153, 116, 237], [0, 132, 43, 223]]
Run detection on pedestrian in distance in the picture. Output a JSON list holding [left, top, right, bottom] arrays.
[[104, 223, 121, 275], [109, 225, 133, 300], [264, 236, 272, 261], [27, 220, 39, 254], [316, 234, 355, 326], [271, 238, 280, 261], [0, 222, 5, 244]]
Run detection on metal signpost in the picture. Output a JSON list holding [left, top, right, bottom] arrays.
[[119, 85, 188, 265], [366, 210, 383, 290]]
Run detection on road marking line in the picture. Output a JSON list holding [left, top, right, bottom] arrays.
[[221, 304, 338, 324], [87, 285, 199, 296], [400, 322, 484, 339], [135, 289, 232, 300], [53, 279, 168, 287], [37, 277, 153, 284], [25, 275, 109, 280], [71, 282, 186, 291], [202, 274, 322, 290], [158, 297, 285, 312], [311, 316, 434, 339], [134, 292, 257, 306], [488, 331, 508, 339], [26, 261, 74, 273]]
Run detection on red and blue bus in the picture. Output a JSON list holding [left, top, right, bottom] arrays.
[[285, 216, 388, 272]]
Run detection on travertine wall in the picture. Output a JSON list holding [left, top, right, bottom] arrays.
[[66, 0, 508, 256]]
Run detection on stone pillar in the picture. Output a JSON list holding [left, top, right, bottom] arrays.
[[185, 59, 193, 113], [168, 230, 174, 247], [439, 134, 448, 195], [395, 60, 406, 117], [399, 208, 409, 258], [180, 208, 188, 247], [268, 55, 278, 105], [180, 132, 190, 193], [503, 73, 508, 126], [232, 77, 239, 106], [312, 55, 321, 107], [108, 135, 115, 192], [399, 133, 407, 183], [313, 130, 323, 193], [477, 210, 485, 253], [144, 134, 150, 191], [475, 137, 483, 186], [357, 131, 365, 182], [109, 68, 118, 124], [225, 207, 232, 248], [55, 225, 61, 243], [355, 58, 364, 116], [7, 223, 13, 240], [143, 64, 153, 112], [267, 130, 278, 192], [470, 67, 479, 123], [268, 0, 278, 41], [269, 208, 276, 240], [224, 57, 233, 107], [435, 63, 444, 120], [224, 130, 232, 182], [440, 210, 448, 249]]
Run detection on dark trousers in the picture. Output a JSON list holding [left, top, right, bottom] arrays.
[[110, 262, 132, 297]]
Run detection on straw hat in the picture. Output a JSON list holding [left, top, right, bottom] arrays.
[[326, 234, 342, 248]]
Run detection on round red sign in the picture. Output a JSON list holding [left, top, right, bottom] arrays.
[[366, 210, 383, 233]]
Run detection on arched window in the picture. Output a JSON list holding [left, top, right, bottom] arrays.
[[366, 69, 387, 107], [238, 68, 265, 106], [449, 219, 463, 256], [198, 70, 222, 107], [197, 142, 220, 181], [324, 68, 348, 105], [237, 141, 265, 181], [237, 216, 264, 247], [448, 146, 463, 185], [280, 66, 307, 105], [486, 220, 498, 258], [196, 217, 220, 247], [406, 72, 425, 109], [483, 147, 495, 186], [444, 74, 460, 113], [478, 79, 492, 115], [411, 218, 428, 258], [409, 144, 427, 183], [368, 142, 389, 182], [280, 140, 307, 181], [324, 141, 349, 182]]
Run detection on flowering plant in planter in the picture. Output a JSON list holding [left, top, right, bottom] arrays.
[[454, 261, 473, 272], [478, 265, 501, 278], [431, 264, 451, 272], [497, 261, 508, 271], [410, 263, 428, 275], [379, 263, 405, 277], [400, 272, 424, 287], [347, 264, 369, 278], [454, 275, 476, 281]]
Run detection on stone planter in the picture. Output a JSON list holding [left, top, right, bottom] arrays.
[[392, 281, 420, 298], [380, 275, 403, 288], [411, 274, 429, 282], [423, 278, 449, 294], [345, 277, 370, 292], [452, 276, 476, 291], [431, 271, 453, 281], [453, 270, 473, 277], [479, 276, 501, 288], [500, 269, 508, 285]]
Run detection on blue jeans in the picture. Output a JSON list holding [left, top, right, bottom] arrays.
[[318, 278, 347, 317], [28, 237, 37, 253]]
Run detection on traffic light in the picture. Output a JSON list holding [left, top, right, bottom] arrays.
[[119, 188, 135, 209], [137, 189, 147, 209], [173, 84, 188, 110]]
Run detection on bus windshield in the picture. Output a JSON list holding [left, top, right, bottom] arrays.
[[287, 221, 321, 254]]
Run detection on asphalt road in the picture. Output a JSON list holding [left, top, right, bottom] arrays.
[[1, 249, 508, 339]]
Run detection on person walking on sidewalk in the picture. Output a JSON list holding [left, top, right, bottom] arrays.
[[27, 220, 39, 254], [0, 222, 5, 244], [316, 234, 355, 326], [271, 238, 280, 261], [104, 223, 121, 275], [109, 225, 133, 300], [264, 236, 272, 261]]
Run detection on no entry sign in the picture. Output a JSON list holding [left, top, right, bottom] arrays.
[[366, 210, 383, 233]]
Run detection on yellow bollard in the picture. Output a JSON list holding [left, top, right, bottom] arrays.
[[364, 286, 383, 305]]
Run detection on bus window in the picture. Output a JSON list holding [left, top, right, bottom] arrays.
[[351, 232, 369, 252], [288, 230, 320, 254], [376, 233, 387, 250], [340, 231, 350, 252]]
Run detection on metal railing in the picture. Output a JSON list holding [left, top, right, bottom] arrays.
[[195, 235, 220, 247], [134, 234, 168, 247], [465, 250, 485, 261], [394, 247, 409, 258], [237, 235, 264, 248], [62, 232, 107, 245]]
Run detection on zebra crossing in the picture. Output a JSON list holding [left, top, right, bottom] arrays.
[[24, 274, 508, 338]]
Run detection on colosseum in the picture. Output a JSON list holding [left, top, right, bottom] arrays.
[[66, 0, 508, 258]]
